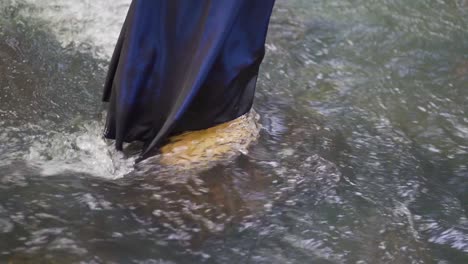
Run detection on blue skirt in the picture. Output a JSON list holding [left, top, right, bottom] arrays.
[[103, 0, 275, 159]]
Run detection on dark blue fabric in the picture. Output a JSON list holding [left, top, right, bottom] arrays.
[[103, 0, 275, 159]]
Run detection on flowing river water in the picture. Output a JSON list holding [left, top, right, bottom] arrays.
[[0, 0, 467, 263]]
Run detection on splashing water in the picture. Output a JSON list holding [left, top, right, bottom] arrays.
[[24, 119, 135, 179], [1, 0, 134, 178]]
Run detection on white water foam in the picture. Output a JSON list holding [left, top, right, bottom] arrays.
[[18, 0, 131, 59], [24, 120, 135, 179]]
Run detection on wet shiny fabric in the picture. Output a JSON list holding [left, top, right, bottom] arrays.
[[102, 0, 275, 159]]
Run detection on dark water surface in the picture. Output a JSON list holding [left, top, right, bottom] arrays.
[[1, 0, 467, 263]]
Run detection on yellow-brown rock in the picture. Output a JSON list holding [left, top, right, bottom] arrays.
[[138, 111, 260, 172]]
